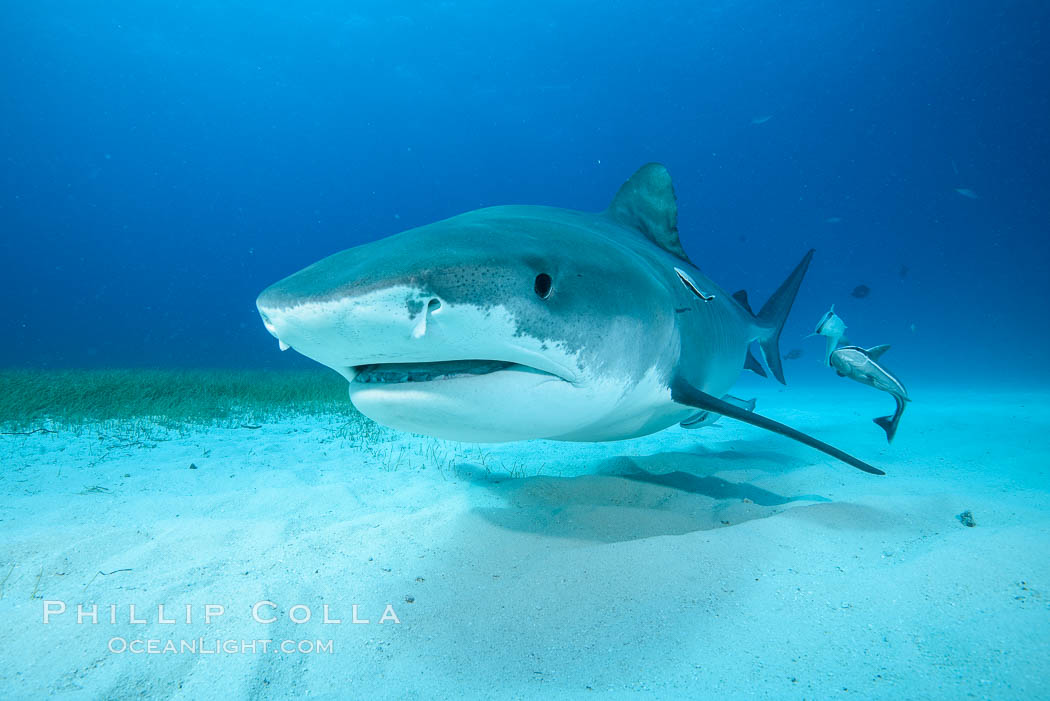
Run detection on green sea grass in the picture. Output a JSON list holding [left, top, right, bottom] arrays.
[[0, 368, 359, 432]]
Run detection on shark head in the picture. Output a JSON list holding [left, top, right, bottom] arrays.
[[256, 204, 680, 442]]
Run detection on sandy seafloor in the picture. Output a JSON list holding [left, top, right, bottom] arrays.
[[1, 384, 1048, 700]]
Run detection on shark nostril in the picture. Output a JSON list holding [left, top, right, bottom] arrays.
[[259, 311, 279, 339], [411, 298, 443, 339]]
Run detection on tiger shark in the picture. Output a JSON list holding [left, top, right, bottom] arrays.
[[256, 164, 883, 475]]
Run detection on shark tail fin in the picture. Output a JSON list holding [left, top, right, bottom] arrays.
[[756, 249, 815, 384]]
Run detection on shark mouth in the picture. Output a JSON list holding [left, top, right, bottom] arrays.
[[351, 359, 560, 385]]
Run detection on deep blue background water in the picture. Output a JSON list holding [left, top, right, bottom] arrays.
[[2, 1, 1048, 383]]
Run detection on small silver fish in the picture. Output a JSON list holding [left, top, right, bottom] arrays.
[[808, 305, 847, 366], [830, 345, 910, 442], [954, 187, 979, 199]]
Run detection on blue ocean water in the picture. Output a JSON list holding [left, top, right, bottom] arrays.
[[2, 1, 1047, 384], [4, 5, 1050, 698]]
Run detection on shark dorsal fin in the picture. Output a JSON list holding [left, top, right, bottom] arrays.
[[866, 344, 891, 361], [732, 289, 753, 313], [606, 163, 690, 262]]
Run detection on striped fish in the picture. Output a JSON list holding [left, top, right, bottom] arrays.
[[830, 345, 910, 442]]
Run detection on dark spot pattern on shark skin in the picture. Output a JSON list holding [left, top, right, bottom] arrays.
[[405, 297, 424, 319]]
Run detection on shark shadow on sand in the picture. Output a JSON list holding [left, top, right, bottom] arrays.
[[454, 453, 830, 543]]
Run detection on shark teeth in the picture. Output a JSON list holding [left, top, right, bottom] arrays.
[[354, 360, 517, 384]]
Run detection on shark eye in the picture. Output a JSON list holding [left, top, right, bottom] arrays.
[[534, 273, 553, 299]]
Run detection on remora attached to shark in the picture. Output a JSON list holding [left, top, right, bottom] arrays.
[[257, 164, 883, 475]]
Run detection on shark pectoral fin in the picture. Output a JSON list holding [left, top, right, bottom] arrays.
[[679, 395, 756, 429], [744, 347, 767, 378], [671, 379, 884, 475]]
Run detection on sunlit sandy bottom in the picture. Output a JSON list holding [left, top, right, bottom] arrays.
[[1, 377, 1047, 699]]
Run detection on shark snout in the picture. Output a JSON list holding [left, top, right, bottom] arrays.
[[256, 306, 292, 351], [254, 216, 584, 386], [256, 283, 441, 356], [257, 307, 278, 338], [256, 279, 579, 386]]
